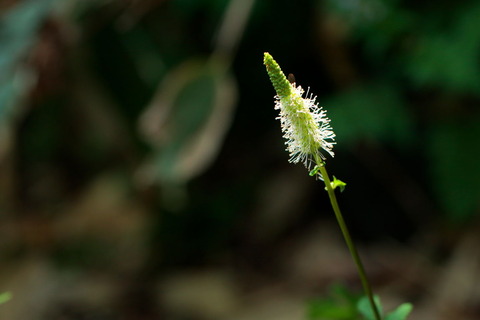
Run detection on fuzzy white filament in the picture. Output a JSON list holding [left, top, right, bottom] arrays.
[[274, 83, 335, 169]]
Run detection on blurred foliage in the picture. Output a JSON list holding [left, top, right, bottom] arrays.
[[1, 0, 480, 318], [0, 0, 56, 120], [357, 296, 412, 320], [307, 285, 361, 319], [307, 286, 412, 320], [321, 0, 480, 221], [326, 83, 412, 148], [428, 120, 480, 222], [406, 2, 480, 92], [0, 0, 479, 260], [0, 0, 479, 267], [0, 292, 12, 305]]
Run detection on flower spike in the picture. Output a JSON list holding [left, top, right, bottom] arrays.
[[264, 53, 292, 97], [263, 52, 336, 174], [263, 54, 383, 320]]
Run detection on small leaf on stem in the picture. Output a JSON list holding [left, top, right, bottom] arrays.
[[324, 176, 347, 192]]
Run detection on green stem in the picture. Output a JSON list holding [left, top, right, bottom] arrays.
[[314, 154, 382, 320]]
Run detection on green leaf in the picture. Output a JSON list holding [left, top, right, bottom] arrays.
[[144, 59, 236, 189], [357, 296, 383, 320], [307, 284, 361, 320], [308, 299, 357, 319], [0, 292, 12, 305], [385, 303, 413, 320], [358, 296, 412, 320], [331, 176, 347, 192], [309, 165, 321, 177]]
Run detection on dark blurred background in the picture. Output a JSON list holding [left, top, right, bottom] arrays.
[[1, 0, 480, 319]]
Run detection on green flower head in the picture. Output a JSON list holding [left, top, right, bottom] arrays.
[[264, 52, 335, 169]]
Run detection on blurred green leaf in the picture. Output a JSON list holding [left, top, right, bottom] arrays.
[[156, 64, 217, 182], [0, 292, 12, 305], [308, 300, 357, 320], [358, 296, 412, 320], [140, 59, 237, 190], [357, 296, 383, 320], [385, 303, 413, 320], [0, 0, 56, 120], [307, 284, 361, 320]]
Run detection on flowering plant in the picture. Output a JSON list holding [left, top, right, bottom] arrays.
[[264, 52, 412, 320]]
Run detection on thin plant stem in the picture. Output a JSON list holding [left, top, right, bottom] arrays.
[[313, 153, 382, 320]]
